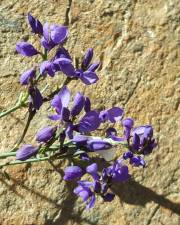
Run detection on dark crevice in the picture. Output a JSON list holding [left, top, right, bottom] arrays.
[[64, 0, 72, 26]]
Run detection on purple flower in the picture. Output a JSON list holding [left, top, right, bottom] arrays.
[[102, 160, 130, 183], [122, 118, 134, 140], [50, 25, 68, 44], [123, 151, 133, 160], [16, 144, 38, 161], [41, 23, 68, 51], [78, 110, 101, 133], [54, 47, 72, 61], [82, 48, 93, 69], [74, 181, 96, 209], [20, 69, 36, 85], [130, 156, 146, 167], [99, 107, 124, 123], [84, 97, 91, 112], [87, 139, 112, 151], [40, 61, 56, 77], [103, 193, 115, 202], [29, 87, 43, 110], [87, 62, 100, 72], [79, 70, 99, 85], [53, 58, 76, 77], [27, 13, 43, 35], [36, 126, 57, 143], [86, 163, 99, 180], [72, 135, 89, 146], [71, 92, 85, 117], [132, 125, 157, 154], [16, 42, 39, 57], [63, 166, 84, 181]]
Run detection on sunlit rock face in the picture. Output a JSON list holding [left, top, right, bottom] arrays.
[[0, 0, 179, 224]]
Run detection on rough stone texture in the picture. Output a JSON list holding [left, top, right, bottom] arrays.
[[0, 0, 180, 225]]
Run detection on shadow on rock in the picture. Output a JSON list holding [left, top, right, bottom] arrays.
[[112, 178, 180, 215]]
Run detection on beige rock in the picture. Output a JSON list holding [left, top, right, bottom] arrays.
[[0, 0, 179, 224]]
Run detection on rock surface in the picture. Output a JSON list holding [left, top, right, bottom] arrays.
[[0, 0, 179, 224]]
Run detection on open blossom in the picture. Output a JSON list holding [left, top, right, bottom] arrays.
[[41, 23, 68, 51]]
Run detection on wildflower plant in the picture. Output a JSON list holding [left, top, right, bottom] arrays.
[[0, 13, 157, 209]]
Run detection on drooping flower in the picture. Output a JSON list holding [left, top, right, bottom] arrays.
[[16, 42, 39, 57], [63, 166, 84, 181], [27, 13, 43, 35], [36, 126, 57, 143], [16, 144, 38, 161], [20, 69, 36, 85], [29, 86, 43, 110]]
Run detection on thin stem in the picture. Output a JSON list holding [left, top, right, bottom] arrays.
[[0, 156, 50, 168], [0, 152, 16, 159], [0, 104, 21, 118]]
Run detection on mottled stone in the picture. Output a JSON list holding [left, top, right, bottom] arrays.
[[0, 0, 180, 225]]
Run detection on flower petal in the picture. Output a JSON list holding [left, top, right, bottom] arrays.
[[20, 69, 35, 85], [27, 13, 43, 35], [16, 144, 38, 161], [78, 110, 101, 133], [54, 58, 75, 77], [63, 166, 84, 181], [50, 25, 68, 44], [36, 126, 56, 143], [71, 92, 85, 117], [107, 107, 124, 123], [80, 71, 99, 85], [16, 42, 39, 57], [82, 48, 93, 69]]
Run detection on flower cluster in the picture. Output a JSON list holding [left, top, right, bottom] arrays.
[[0, 13, 157, 210]]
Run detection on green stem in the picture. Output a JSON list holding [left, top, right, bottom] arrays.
[[0, 104, 21, 118], [0, 156, 50, 168]]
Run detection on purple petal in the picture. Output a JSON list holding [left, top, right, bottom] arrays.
[[82, 48, 93, 69], [61, 107, 70, 122], [40, 61, 55, 77], [65, 122, 73, 139], [130, 156, 146, 167], [86, 194, 96, 209], [48, 114, 61, 121], [51, 94, 62, 114], [16, 42, 39, 57], [88, 62, 100, 72], [78, 111, 101, 133], [106, 127, 117, 137], [122, 118, 134, 129], [36, 126, 56, 143], [54, 58, 75, 77], [29, 87, 43, 110], [132, 133, 140, 151], [84, 97, 91, 112], [123, 151, 133, 160], [103, 193, 115, 202], [87, 139, 112, 151], [41, 37, 55, 51], [63, 166, 84, 181], [72, 135, 89, 146], [16, 144, 38, 161], [86, 163, 98, 174], [80, 71, 99, 85], [27, 13, 43, 35], [54, 47, 72, 60], [107, 107, 124, 123], [58, 86, 71, 108], [50, 25, 68, 44], [99, 110, 108, 122], [20, 69, 35, 85], [71, 92, 85, 117], [43, 22, 49, 41]]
